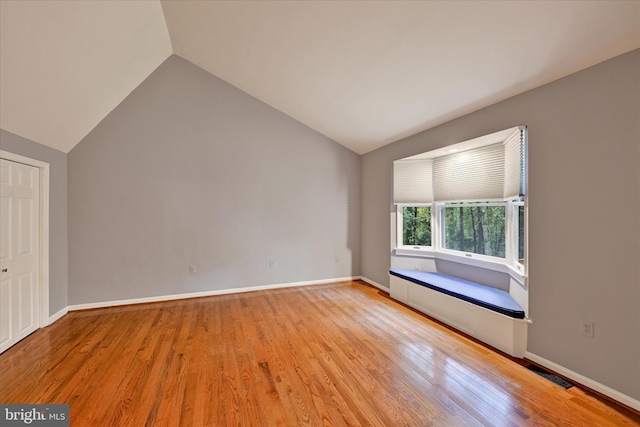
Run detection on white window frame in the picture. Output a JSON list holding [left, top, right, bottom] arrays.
[[437, 201, 508, 263], [509, 198, 526, 274], [396, 204, 434, 251], [395, 199, 528, 283]]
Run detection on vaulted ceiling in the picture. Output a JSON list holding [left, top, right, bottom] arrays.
[[1, 1, 639, 154]]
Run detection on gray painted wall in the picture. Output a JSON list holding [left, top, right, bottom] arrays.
[[0, 129, 69, 315], [361, 49, 640, 400], [68, 55, 360, 305]]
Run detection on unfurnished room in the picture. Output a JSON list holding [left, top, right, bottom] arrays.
[[0, 1, 639, 426]]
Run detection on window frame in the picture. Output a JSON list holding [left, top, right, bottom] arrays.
[[509, 198, 526, 274], [437, 201, 508, 263], [395, 199, 527, 283], [396, 203, 434, 251]]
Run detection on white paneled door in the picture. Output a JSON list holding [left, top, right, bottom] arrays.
[[0, 159, 40, 353]]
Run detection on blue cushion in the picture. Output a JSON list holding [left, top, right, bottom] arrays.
[[389, 268, 525, 319]]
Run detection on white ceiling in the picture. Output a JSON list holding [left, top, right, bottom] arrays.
[[0, 1, 172, 153], [1, 1, 639, 154]]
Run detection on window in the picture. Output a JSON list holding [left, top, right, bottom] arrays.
[[392, 126, 527, 277], [516, 200, 525, 266], [518, 204, 524, 264], [441, 203, 505, 258], [400, 206, 432, 247]]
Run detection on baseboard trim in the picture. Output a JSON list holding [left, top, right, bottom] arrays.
[[47, 307, 68, 326], [67, 276, 360, 312], [358, 276, 389, 291], [525, 351, 640, 412]]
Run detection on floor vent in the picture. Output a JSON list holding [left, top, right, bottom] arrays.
[[526, 365, 574, 389]]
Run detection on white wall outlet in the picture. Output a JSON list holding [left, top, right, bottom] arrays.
[[335, 256, 340, 263], [582, 321, 594, 338], [189, 265, 197, 275], [269, 260, 276, 268]]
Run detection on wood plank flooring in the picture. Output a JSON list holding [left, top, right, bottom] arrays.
[[1, 281, 638, 426]]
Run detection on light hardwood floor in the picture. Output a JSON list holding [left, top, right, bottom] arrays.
[[1, 281, 638, 426]]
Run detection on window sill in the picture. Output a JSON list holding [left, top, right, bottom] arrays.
[[394, 247, 436, 258], [394, 247, 527, 286]]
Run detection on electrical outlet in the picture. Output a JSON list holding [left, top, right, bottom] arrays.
[[335, 256, 340, 263], [269, 260, 276, 268], [582, 322, 594, 338], [189, 265, 197, 275]]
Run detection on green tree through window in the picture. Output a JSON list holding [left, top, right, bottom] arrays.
[[402, 206, 431, 246], [443, 205, 505, 258]]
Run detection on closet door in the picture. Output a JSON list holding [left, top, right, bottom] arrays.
[[0, 158, 40, 353]]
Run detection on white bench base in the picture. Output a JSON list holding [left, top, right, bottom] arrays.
[[390, 275, 529, 358]]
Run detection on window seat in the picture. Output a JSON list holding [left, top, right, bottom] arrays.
[[389, 269, 525, 319], [389, 268, 529, 357]]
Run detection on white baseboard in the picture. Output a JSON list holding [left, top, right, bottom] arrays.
[[525, 351, 640, 412], [47, 307, 68, 326], [67, 276, 360, 312], [358, 276, 389, 291]]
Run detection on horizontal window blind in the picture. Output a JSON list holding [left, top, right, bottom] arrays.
[[504, 128, 526, 199], [393, 159, 433, 204], [433, 143, 505, 202]]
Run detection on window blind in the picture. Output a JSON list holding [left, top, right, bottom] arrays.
[[433, 143, 505, 202], [503, 127, 526, 199], [393, 159, 433, 204]]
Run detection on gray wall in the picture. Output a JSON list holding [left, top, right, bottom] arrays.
[[361, 49, 640, 400], [0, 130, 69, 315], [68, 55, 360, 305]]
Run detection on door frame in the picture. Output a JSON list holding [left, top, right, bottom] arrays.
[[0, 150, 50, 327]]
